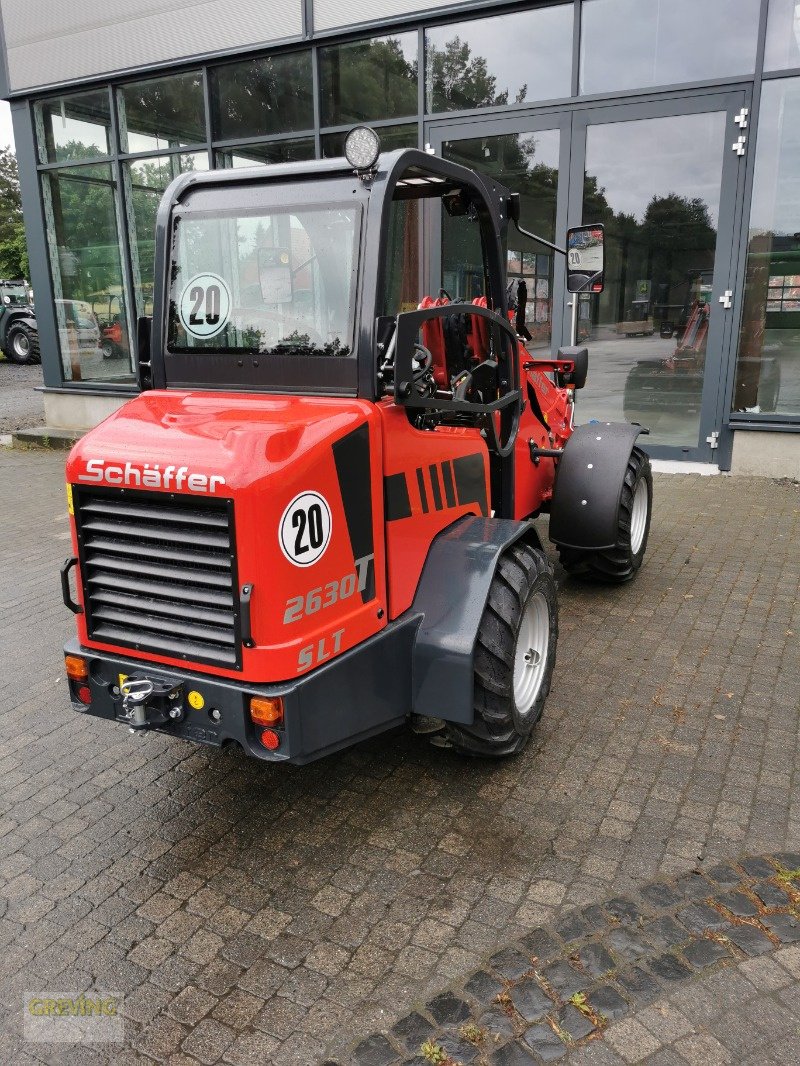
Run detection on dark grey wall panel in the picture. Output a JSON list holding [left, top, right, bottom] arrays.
[[1, 0, 303, 93], [10, 101, 61, 387]]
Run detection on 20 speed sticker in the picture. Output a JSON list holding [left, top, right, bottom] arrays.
[[179, 273, 231, 339], [279, 492, 332, 567]]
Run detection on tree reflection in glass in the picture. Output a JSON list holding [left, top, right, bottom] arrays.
[[578, 111, 726, 449]]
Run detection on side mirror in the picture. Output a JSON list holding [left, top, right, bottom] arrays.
[[136, 315, 153, 391], [566, 224, 605, 294]]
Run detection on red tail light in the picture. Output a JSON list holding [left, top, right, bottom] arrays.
[[260, 729, 280, 751]]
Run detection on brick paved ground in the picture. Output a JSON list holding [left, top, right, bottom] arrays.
[[0, 445, 798, 1065], [0, 360, 45, 434], [349, 852, 800, 1064]]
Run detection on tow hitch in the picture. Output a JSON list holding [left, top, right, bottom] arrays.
[[119, 676, 185, 732]]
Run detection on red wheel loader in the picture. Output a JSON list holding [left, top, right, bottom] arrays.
[[60, 127, 653, 763]]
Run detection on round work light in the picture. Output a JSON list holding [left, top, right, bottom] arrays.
[[344, 126, 381, 171]]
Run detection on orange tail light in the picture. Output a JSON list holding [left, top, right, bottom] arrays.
[[249, 696, 284, 727], [65, 655, 88, 681]]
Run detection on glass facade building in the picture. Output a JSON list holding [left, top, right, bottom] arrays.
[[3, 0, 800, 470]]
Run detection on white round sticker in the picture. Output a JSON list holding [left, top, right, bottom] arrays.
[[179, 273, 231, 339], [279, 492, 332, 567]]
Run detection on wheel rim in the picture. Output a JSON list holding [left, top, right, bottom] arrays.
[[12, 333, 29, 357], [513, 590, 550, 715], [630, 478, 649, 555]]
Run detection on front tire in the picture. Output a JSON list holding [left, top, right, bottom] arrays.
[[446, 540, 558, 757], [5, 322, 40, 365], [558, 447, 653, 583]]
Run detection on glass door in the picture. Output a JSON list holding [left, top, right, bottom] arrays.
[[568, 92, 749, 461], [428, 112, 572, 356]]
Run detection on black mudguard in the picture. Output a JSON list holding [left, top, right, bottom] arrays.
[[410, 516, 543, 725], [548, 422, 645, 550]]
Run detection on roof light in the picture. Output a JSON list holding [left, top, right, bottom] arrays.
[[344, 126, 381, 172]]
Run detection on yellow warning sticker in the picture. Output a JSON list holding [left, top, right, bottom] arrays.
[[187, 690, 205, 710], [66, 484, 74, 515]]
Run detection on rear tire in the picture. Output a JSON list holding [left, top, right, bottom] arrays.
[[446, 540, 558, 757], [558, 447, 653, 584], [5, 322, 40, 365]]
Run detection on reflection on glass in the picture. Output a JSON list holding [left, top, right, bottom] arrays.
[[217, 138, 316, 168], [118, 72, 205, 154], [382, 199, 420, 317], [321, 123, 416, 159], [578, 112, 726, 449], [179, 152, 210, 173], [211, 52, 313, 140], [580, 0, 760, 94], [425, 6, 572, 113], [130, 156, 209, 286], [124, 154, 207, 318], [41, 165, 133, 384], [764, 0, 800, 70], [319, 34, 417, 126], [35, 90, 112, 164], [441, 206, 486, 303], [733, 79, 800, 417], [168, 206, 358, 357], [444, 131, 559, 350]]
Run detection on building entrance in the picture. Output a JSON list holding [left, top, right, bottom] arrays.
[[430, 91, 751, 462]]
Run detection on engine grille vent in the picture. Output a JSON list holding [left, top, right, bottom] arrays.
[[75, 489, 241, 669]]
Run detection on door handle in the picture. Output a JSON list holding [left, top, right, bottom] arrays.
[[60, 557, 83, 614], [240, 583, 255, 648]]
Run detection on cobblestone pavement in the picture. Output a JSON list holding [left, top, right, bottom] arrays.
[[348, 853, 800, 1064], [0, 446, 798, 1065], [0, 359, 45, 434]]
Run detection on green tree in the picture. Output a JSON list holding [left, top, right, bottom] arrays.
[[216, 53, 313, 138], [321, 38, 418, 124], [0, 148, 30, 278], [640, 193, 717, 313], [427, 36, 526, 112], [640, 194, 715, 254], [46, 154, 125, 298], [121, 72, 204, 148]]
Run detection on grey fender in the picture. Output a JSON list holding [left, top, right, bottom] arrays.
[[548, 422, 645, 550], [410, 515, 543, 725]]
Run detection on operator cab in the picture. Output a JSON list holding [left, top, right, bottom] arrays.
[[144, 137, 521, 452], [143, 135, 593, 525]]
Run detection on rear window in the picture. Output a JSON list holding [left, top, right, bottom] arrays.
[[2, 286, 28, 305], [167, 204, 359, 358]]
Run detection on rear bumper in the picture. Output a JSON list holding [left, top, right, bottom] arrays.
[[64, 613, 418, 765]]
